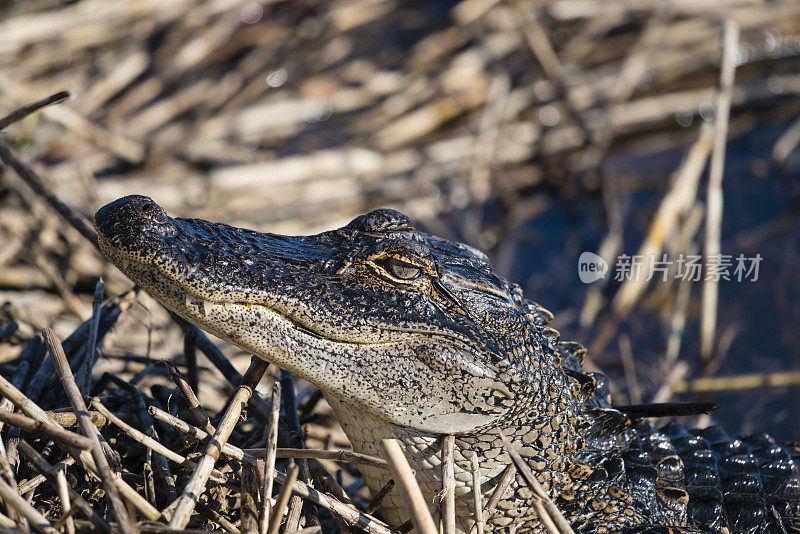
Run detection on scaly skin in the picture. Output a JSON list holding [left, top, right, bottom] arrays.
[[94, 196, 800, 534]]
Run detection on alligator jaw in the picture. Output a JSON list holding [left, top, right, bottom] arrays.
[[102, 251, 370, 348], [94, 195, 517, 436]]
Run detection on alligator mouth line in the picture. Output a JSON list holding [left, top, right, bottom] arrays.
[[109, 253, 372, 346], [184, 297, 335, 342], [104, 244, 471, 352]]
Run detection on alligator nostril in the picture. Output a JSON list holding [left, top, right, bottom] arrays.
[[136, 198, 169, 225], [95, 195, 174, 241]]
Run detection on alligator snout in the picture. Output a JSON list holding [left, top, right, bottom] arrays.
[[95, 195, 177, 247]]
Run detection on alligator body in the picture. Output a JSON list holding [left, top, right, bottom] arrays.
[[95, 196, 800, 534]]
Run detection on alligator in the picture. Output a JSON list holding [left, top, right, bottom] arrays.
[[94, 195, 800, 534]]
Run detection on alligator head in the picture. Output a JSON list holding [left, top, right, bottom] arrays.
[[95, 196, 576, 438]]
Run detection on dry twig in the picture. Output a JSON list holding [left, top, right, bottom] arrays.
[[43, 327, 133, 533], [0, 90, 70, 131], [701, 18, 740, 363], [90, 398, 228, 484], [261, 378, 281, 534], [382, 438, 438, 534], [168, 357, 269, 529], [81, 279, 105, 396], [266, 461, 300, 534], [18, 440, 109, 533], [441, 435, 456, 534], [471, 452, 484, 534], [498, 431, 574, 534]]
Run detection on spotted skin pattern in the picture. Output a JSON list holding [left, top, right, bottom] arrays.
[[95, 196, 800, 534]]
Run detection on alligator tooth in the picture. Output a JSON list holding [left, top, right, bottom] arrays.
[[185, 295, 194, 311], [223, 302, 234, 311], [203, 301, 214, 317]]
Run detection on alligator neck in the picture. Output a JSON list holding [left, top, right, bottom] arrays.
[[325, 355, 587, 533]]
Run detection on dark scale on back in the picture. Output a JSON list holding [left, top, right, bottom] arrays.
[[95, 196, 800, 534]]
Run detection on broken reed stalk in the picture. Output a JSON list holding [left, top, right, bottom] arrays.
[[279, 370, 314, 532], [365, 479, 395, 516], [168, 356, 269, 529], [0, 375, 50, 423], [441, 435, 456, 534], [261, 377, 281, 534], [17, 457, 76, 496], [0, 137, 98, 248], [483, 464, 515, 520], [0, 90, 71, 131], [143, 453, 155, 507], [81, 278, 105, 396], [148, 406, 394, 534], [57, 466, 77, 534], [150, 406, 274, 471], [241, 465, 259, 533], [609, 121, 713, 320], [471, 453, 484, 534], [89, 398, 228, 484], [274, 466, 393, 534], [194, 500, 240, 533], [701, 18, 740, 363], [20, 443, 95, 533], [532, 499, 560, 534], [0, 437, 21, 526], [133, 389, 177, 503], [183, 332, 199, 394], [267, 460, 300, 534], [43, 327, 133, 534], [164, 360, 215, 434], [0, 410, 91, 450], [674, 370, 800, 393], [247, 448, 388, 470], [498, 431, 574, 534], [0, 476, 57, 534], [54, 465, 75, 534], [382, 438, 438, 534]]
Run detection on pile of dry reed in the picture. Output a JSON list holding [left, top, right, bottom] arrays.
[[0, 0, 799, 532]]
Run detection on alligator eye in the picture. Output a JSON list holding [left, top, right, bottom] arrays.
[[387, 257, 422, 280]]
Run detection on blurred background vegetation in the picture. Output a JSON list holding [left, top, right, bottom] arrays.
[[0, 0, 799, 442]]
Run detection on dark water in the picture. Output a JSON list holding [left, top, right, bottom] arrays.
[[506, 119, 800, 443]]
